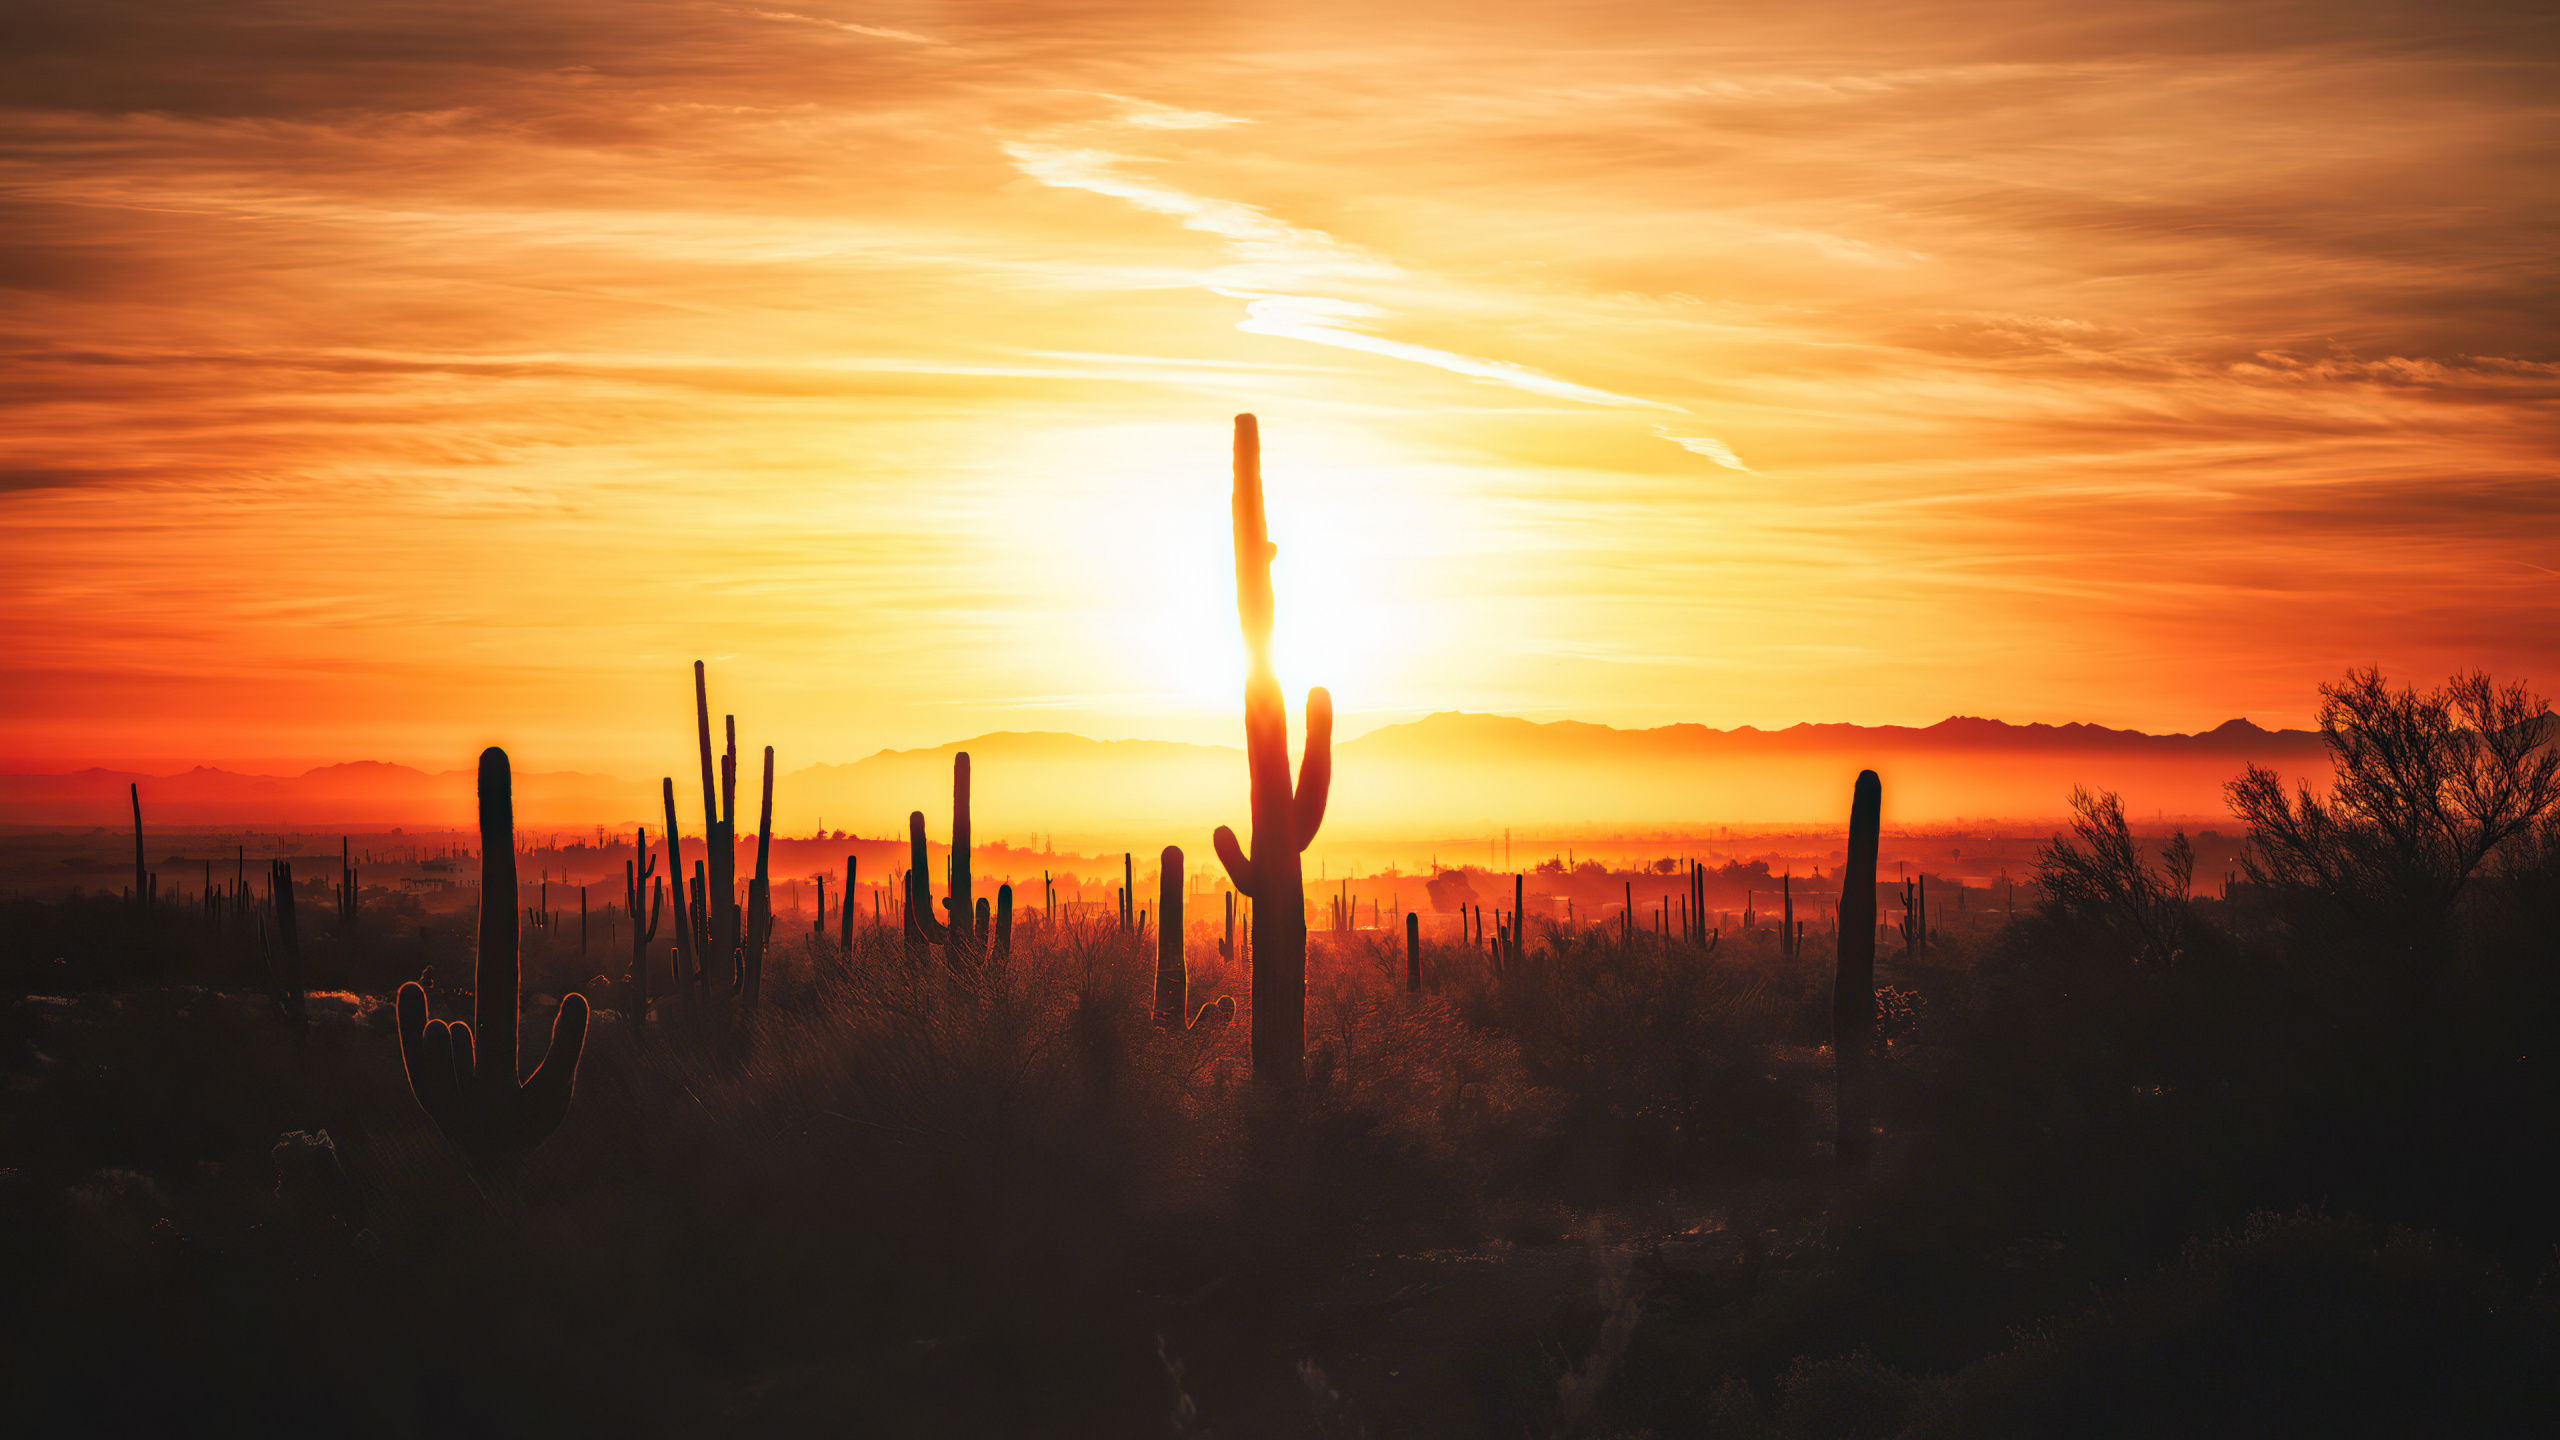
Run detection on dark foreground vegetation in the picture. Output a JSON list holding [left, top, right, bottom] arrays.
[[5, 669, 2560, 1437]]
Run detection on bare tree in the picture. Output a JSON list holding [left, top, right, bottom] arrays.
[[2226, 668, 2560, 959], [2034, 786, 2196, 964]]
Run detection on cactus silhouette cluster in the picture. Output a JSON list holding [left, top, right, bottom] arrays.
[[907, 751, 1007, 968], [1210, 414, 1332, 1088], [396, 748, 589, 1170]]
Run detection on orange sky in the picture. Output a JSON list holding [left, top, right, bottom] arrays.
[[3, 0, 2556, 778]]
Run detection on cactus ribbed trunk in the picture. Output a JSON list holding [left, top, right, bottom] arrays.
[[1156, 846, 1186, 1027], [993, 883, 1012, 962], [744, 745, 774, 1004], [1405, 911, 1421, 995], [1211, 414, 1331, 1090], [907, 811, 947, 964], [841, 856, 857, 953], [949, 753, 975, 964], [1833, 770, 1881, 1169], [130, 783, 147, 910], [477, 756, 520, 1089], [660, 780, 700, 1001]]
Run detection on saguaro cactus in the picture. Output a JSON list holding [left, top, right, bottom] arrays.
[[626, 827, 662, 1026], [267, 858, 306, 1024], [840, 855, 857, 953], [744, 745, 774, 1004], [907, 812, 946, 962], [131, 782, 148, 909], [1833, 769, 1881, 1169], [396, 748, 590, 1170], [660, 779, 700, 1003], [1155, 846, 1187, 1028], [693, 663, 743, 988], [1405, 911, 1421, 995], [993, 883, 1013, 962], [948, 752, 976, 964], [1210, 414, 1332, 1088]]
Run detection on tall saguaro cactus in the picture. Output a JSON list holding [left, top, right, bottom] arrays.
[[948, 752, 975, 964], [1833, 769, 1882, 1169], [693, 663, 741, 988], [397, 748, 590, 1170], [1155, 846, 1187, 1028], [1210, 414, 1332, 1088]]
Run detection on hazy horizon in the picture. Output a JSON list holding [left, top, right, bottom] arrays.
[[0, 707, 2335, 833]]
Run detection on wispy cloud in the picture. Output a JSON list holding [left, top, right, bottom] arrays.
[[1004, 127, 1682, 412]]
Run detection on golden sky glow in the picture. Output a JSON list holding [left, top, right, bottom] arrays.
[[3, 1, 2556, 778]]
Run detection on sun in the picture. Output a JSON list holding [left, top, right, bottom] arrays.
[[986, 415, 1450, 729]]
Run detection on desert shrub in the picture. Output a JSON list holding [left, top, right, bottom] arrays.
[[0, 915, 1577, 1437], [1907, 1210, 2560, 1440], [2032, 786, 2198, 965], [1452, 924, 1809, 1195]]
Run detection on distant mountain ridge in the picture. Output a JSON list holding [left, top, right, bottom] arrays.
[[1349, 711, 2320, 757], [0, 712, 2333, 831]]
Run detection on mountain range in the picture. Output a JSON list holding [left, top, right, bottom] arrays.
[[0, 713, 2331, 834]]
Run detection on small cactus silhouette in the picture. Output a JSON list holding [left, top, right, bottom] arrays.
[[396, 748, 589, 1170], [625, 826, 662, 1027]]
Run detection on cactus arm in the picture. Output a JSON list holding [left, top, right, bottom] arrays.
[[475, 747, 520, 1106], [1292, 687, 1333, 850], [396, 982, 463, 1142], [994, 883, 1012, 961], [1213, 825, 1259, 897], [515, 994, 590, 1149]]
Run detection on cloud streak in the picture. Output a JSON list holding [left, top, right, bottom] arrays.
[[1005, 131, 1685, 412]]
